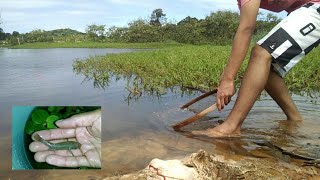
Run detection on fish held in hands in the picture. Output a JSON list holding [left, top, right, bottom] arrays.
[[34, 133, 81, 150]]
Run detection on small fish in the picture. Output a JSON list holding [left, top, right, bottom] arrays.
[[34, 134, 81, 150]]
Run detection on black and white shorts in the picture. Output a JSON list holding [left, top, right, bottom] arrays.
[[257, 3, 320, 77]]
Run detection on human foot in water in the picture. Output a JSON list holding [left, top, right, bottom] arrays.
[[192, 121, 241, 138]]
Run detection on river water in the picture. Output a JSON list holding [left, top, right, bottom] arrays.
[[0, 48, 319, 179]]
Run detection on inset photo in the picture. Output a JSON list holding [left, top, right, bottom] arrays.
[[12, 106, 101, 170]]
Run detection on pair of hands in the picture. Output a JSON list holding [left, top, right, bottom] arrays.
[[216, 78, 236, 111], [29, 109, 102, 168]]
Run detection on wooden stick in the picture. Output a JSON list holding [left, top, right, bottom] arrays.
[[180, 89, 217, 109], [172, 103, 217, 131]]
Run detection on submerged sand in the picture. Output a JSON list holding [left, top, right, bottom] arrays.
[[105, 149, 320, 180], [1, 130, 319, 180]]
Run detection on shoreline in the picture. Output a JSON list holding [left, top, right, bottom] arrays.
[[1, 128, 320, 179], [104, 149, 320, 180], [8, 42, 184, 49]]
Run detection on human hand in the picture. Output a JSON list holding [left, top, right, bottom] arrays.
[[216, 79, 236, 111], [29, 109, 101, 168]]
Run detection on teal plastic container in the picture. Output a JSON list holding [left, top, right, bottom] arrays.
[[12, 106, 35, 169]]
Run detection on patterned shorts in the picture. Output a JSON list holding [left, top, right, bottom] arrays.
[[257, 3, 320, 77]]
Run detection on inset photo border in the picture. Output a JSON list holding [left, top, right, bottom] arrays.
[[12, 106, 101, 170]]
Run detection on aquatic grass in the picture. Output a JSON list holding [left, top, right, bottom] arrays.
[[73, 45, 248, 93], [73, 45, 320, 95]]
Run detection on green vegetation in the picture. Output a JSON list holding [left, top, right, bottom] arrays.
[[4, 8, 317, 95], [10, 41, 183, 49], [73, 45, 240, 93], [25, 106, 100, 135], [0, 40, 9, 47], [73, 45, 320, 95], [2, 9, 280, 47], [285, 49, 320, 94]]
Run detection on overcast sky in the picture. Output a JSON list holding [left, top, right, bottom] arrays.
[[0, 0, 286, 33]]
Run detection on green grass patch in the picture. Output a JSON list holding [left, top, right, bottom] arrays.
[[73, 45, 320, 95], [285, 48, 320, 95], [10, 41, 184, 49], [73, 45, 246, 93]]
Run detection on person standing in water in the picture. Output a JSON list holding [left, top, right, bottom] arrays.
[[193, 0, 320, 137]]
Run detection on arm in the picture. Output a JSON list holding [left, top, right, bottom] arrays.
[[217, 0, 261, 111]]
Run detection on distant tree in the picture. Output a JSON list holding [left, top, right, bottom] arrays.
[[107, 26, 128, 42], [126, 19, 164, 42], [85, 24, 106, 41], [105, 9, 283, 45], [150, 9, 166, 26], [203, 10, 240, 45], [12, 31, 19, 36], [162, 22, 178, 42], [24, 29, 53, 43], [175, 16, 205, 44], [177, 16, 199, 26], [0, 13, 4, 41], [49, 28, 83, 36], [265, 13, 281, 23], [0, 28, 5, 40], [256, 13, 282, 34]]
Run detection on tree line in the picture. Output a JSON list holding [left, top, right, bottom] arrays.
[[0, 9, 281, 46]]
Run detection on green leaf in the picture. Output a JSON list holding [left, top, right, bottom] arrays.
[[25, 120, 34, 135], [62, 111, 77, 119], [50, 112, 62, 118], [46, 115, 60, 129], [49, 106, 64, 114], [32, 109, 49, 124], [56, 106, 64, 112], [48, 106, 56, 112], [26, 106, 101, 136], [66, 107, 73, 113], [33, 124, 47, 132]]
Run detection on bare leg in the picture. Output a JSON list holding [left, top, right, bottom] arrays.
[[265, 70, 303, 121], [193, 45, 273, 137]]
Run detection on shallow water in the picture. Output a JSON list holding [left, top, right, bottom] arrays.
[[0, 48, 319, 179]]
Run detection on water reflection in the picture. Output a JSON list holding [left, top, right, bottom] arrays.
[[81, 74, 110, 89]]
